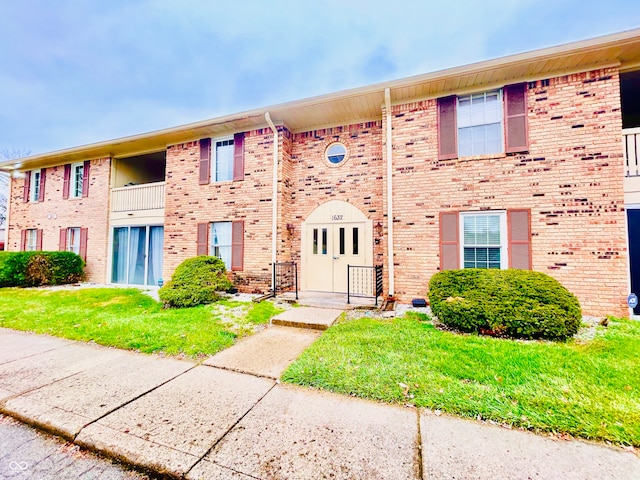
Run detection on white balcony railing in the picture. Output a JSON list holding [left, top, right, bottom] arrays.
[[624, 128, 640, 177], [111, 181, 165, 212]]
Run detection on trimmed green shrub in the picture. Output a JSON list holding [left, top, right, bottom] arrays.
[[159, 256, 233, 308], [428, 269, 582, 341], [0, 251, 85, 287]]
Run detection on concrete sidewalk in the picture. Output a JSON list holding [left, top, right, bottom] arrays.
[[0, 327, 638, 479]]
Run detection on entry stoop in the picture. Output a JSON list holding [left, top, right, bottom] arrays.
[[271, 307, 343, 330]]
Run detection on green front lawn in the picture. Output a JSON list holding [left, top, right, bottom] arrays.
[[0, 288, 282, 358], [282, 313, 640, 446]]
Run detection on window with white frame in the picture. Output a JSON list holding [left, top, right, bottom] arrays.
[[211, 138, 234, 182], [26, 229, 38, 251], [461, 212, 507, 269], [67, 227, 81, 254], [71, 163, 84, 197], [30, 170, 41, 202], [457, 90, 502, 157], [210, 222, 232, 269]]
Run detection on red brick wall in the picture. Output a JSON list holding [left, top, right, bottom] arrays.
[[387, 67, 627, 317], [288, 122, 386, 268], [7, 158, 111, 282], [163, 130, 278, 292]]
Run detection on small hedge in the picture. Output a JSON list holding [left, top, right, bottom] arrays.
[[0, 251, 85, 287], [159, 255, 233, 308], [428, 269, 582, 341]]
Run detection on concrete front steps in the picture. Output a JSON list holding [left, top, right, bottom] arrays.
[[271, 307, 343, 330]]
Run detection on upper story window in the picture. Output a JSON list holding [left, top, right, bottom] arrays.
[[213, 138, 234, 182], [30, 170, 41, 202], [199, 133, 245, 185], [325, 142, 348, 166], [71, 163, 84, 198], [63, 160, 90, 199], [457, 90, 502, 157], [437, 83, 528, 160]]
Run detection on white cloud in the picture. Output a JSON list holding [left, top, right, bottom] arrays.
[[0, 0, 638, 154]]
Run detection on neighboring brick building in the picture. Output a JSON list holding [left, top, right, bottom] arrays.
[[2, 29, 640, 317]]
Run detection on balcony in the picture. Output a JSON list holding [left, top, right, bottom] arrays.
[[111, 181, 165, 212], [624, 128, 640, 177]]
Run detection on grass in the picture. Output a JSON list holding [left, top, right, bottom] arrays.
[[0, 287, 283, 358], [282, 312, 640, 446]]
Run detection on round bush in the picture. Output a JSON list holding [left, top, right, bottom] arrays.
[[158, 256, 233, 308], [428, 269, 582, 341]]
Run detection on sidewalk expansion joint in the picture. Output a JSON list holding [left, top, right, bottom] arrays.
[[0, 343, 76, 367], [185, 382, 279, 478], [203, 363, 278, 381], [71, 364, 199, 443]]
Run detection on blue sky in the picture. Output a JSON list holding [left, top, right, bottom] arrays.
[[0, 0, 638, 156]]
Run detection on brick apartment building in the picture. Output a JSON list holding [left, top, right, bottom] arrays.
[[2, 29, 640, 318]]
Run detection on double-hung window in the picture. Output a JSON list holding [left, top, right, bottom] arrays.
[[26, 229, 38, 251], [457, 90, 502, 157], [437, 83, 528, 160], [30, 170, 41, 202], [461, 212, 507, 269], [67, 227, 81, 254], [210, 221, 232, 269], [71, 163, 84, 198], [212, 138, 234, 182], [199, 133, 245, 185]]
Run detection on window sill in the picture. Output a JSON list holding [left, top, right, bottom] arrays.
[[456, 152, 507, 162]]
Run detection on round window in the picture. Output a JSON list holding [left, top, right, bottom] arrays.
[[325, 142, 348, 166]]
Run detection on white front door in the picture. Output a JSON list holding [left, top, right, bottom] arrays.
[[302, 200, 372, 293]]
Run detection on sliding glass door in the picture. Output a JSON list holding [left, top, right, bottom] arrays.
[[112, 225, 164, 286]]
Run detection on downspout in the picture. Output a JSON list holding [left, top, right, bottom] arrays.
[[384, 88, 395, 296], [2, 172, 10, 250], [265, 112, 278, 291]]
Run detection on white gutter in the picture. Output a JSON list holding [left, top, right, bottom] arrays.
[[384, 88, 395, 296], [265, 112, 278, 291]]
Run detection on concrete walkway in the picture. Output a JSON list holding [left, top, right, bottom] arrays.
[[0, 327, 638, 479]]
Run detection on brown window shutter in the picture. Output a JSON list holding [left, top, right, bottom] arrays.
[[79, 228, 88, 261], [233, 132, 245, 181], [231, 220, 244, 271], [439, 212, 459, 270], [21, 229, 27, 251], [59, 228, 67, 251], [82, 160, 91, 197], [504, 83, 529, 153], [508, 209, 532, 270], [38, 169, 46, 202], [438, 96, 458, 160], [199, 138, 211, 185], [62, 164, 71, 199], [36, 229, 43, 251], [196, 222, 209, 255], [23, 171, 31, 202]]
